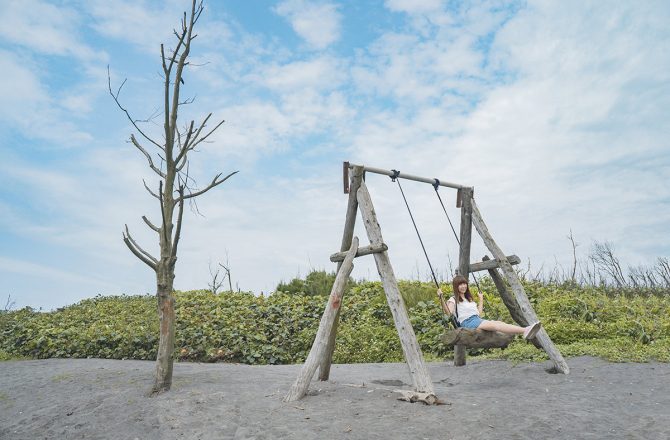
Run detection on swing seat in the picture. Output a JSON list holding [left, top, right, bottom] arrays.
[[441, 327, 515, 349]]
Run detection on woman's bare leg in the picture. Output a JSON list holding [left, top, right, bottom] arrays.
[[478, 320, 525, 335]]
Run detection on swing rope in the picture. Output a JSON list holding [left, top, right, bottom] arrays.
[[390, 170, 459, 328], [432, 179, 485, 294], [390, 170, 440, 288]]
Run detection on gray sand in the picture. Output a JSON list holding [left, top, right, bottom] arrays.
[[1, 356, 668, 439]]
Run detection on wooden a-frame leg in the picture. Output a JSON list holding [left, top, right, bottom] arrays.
[[357, 181, 436, 396], [284, 238, 360, 402]]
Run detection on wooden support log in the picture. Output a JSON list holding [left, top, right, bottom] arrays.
[[457, 187, 474, 278], [470, 198, 570, 375], [284, 237, 360, 402], [329, 243, 388, 262], [455, 187, 474, 366], [319, 165, 365, 381], [442, 328, 515, 349], [357, 181, 436, 397], [483, 256, 529, 327], [453, 345, 466, 367], [469, 255, 521, 273]]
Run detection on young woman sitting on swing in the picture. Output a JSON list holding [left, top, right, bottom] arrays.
[[437, 275, 542, 339]]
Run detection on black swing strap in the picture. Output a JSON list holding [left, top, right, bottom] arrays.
[[432, 178, 484, 295], [391, 170, 439, 288], [391, 171, 459, 328]]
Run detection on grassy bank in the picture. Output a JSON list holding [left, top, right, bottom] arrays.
[[1, 278, 668, 364]]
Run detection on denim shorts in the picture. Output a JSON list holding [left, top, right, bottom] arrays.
[[459, 315, 484, 329]]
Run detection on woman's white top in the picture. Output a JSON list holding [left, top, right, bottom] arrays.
[[447, 297, 479, 324]]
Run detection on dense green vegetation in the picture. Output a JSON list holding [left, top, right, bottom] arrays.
[[1, 277, 669, 364]]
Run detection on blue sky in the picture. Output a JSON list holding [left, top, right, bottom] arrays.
[[1, 0, 669, 310]]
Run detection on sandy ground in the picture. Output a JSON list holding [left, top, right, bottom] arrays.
[[1, 356, 668, 440]]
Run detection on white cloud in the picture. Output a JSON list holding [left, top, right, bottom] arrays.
[[0, 0, 103, 61], [87, 0, 183, 53], [274, 0, 342, 50], [0, 50, 93, 145], [385, 0, 445, 15], [255, 56, 346, 91]]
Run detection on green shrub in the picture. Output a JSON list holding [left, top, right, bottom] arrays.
[[2, 279, 669, 364]]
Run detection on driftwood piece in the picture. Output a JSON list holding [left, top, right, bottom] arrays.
[[470, 255, 521, 272], [319, 165, 364, 381], [329, 243, 388, 262], [284, 238, 360, 402], [394, 389, 444, 405], [470, 198, 570, 375], [357, 181, 436, 396], [442, 328, 515, 349]]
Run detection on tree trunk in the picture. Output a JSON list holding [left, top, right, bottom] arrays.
[[152, 264, 176, 395]]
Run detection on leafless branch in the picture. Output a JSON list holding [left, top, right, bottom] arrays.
[[123, 225, 158, 271], [208, 261, 224, 294], [656, 257, 670, 287], [108, 66, 164, 151], [179, 95, 196, 106], [143, 179, 161, 200], [189, 115, 225, 151], [171, 184, 186, 261], [142, 215, 160, 233], [589, 241, 627, 287], [3, 294, 15, 312], [130, 135, 167, 178], [158, 181, 170, 246], [219, 261, 233, 293], [567, 229, 578, 283], [181, 171, 238, 200]]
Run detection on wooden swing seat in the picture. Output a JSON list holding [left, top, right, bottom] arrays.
[[442, 327, 514, 349]]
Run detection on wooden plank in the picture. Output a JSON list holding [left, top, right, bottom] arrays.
[[470, 198, 570, 375], [469, 255, 521, 272], [357, 181, 436, 396], [442, 328, 515, 349], [319, 165, 365, 381], [284, 237, 360, 402], [329, 243, 388, 262]]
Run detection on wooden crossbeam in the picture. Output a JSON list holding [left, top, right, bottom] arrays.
[[329, 243, 388, 262], [469, 255, 521, 272]]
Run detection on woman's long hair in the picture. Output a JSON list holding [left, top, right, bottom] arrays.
[[452, 275, 473, 303]]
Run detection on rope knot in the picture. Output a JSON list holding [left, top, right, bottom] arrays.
[[390, 169, 400, 182]]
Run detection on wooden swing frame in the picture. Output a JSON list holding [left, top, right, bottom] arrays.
[[285, 162, 569, 404]]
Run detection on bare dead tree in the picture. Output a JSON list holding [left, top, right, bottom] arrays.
[[567, 229, 578, 284], [208, 260, 225, 294], [3, 294, 15, 312], [109, 0, 237, 395], [589, 241, 626, 287], [219, 262, 233, 293], [656, 257, 670, 287]]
